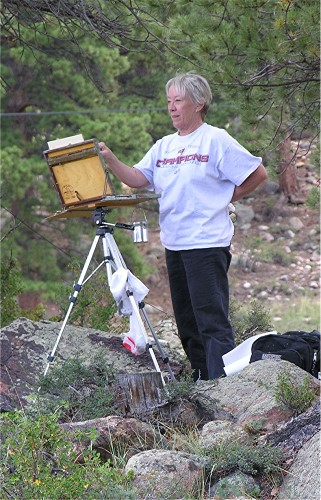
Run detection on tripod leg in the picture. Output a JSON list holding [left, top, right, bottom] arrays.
[[127, 294, 165, 386], [43, 234, 101, 377], [104, 233, 126, 269], [101, 233, 118, 282], [140, 306, 176, 381]]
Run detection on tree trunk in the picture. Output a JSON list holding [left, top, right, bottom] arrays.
[[116, 372, 167, 416], [278, 132, 305, 204], [278, 133, 299, 201]]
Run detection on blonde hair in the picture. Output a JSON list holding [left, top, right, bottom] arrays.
[[166, 72, 212, 117]]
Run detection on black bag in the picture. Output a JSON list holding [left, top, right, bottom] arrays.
[[250, 330, 320, 378], [284, 330, 320, 378]]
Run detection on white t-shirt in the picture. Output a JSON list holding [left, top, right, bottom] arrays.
[[134, 123, 262, 250]]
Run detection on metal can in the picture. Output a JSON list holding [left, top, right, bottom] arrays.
[[132, 221, 148, 243]]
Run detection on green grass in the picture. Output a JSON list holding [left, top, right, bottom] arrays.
[[269, 295, 320, 333]]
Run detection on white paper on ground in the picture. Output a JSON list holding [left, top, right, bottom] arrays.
[[223, 331, 278, 376]]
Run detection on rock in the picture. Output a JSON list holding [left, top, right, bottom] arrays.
[[60, 415, 162, 463], [306, 176, 318, 184], [234, 203, 255, 225], [265, 401, 320, 460], [287, 194, 306, 204], [124, 449, 205, 499], [277, 431, 320, 499], [1, 318, 321, 500], [0, 392, 16, 412], [264, 181, 280, 195], [284, 229, 295, 238], [309, 228, 319, 237], [231, 253, 257, 272], [153, 318, 185, 356], [210, 471, 260, 499], [0, 318, 184, 408], [259, 231, 275, 241], [288, 216, 304, 230], [159, 395, 232, 429], [193, 360, 320, 430], [240, 222, 251, 231], [198, 420, 249, 451]]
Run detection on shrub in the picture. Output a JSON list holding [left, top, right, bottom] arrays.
[[53, 259, 118, 330], [37, 352, 120, 422], [230, 299, 274, 345], [273, 371, 317, 416], [0, 411, 135, 499], [259, 246, 293, 266], [206, 440, 283, 477], [306, 186, 320, 209], [0, 257, 24, 327], [243, 418, 267, 435], [0, 257, 47, 327], [166, 372, 197, 402]]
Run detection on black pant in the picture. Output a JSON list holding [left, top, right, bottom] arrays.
[[165, 247, 235, 380]]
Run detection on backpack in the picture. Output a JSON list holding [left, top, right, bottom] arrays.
[[250, 330, 320, 378]]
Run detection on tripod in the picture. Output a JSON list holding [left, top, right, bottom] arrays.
[[43, 207, 175, 384]]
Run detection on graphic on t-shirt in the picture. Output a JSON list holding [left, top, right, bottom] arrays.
[[156, 153, 209, 168]]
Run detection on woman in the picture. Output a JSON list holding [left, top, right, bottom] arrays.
[[99, 72, 268, 381]]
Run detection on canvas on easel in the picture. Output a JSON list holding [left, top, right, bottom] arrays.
[[44, 134, 160, 219], [44, 135, 115, 208]]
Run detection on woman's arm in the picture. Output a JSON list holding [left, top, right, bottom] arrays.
[[99, 142, 149, 189], [231, 163, 268, 202]]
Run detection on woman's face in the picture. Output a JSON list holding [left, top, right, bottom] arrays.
[[167, 86, 203, 136]]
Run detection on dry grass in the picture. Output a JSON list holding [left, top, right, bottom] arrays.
[[269, 295, 320, 333]]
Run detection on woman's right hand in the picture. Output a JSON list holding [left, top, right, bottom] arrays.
[[98, 141, 149, 189], [98, 141, 113, 162]]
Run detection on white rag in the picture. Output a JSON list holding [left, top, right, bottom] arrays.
[[109, 268, 149, 355], [109, 268, 148, 314]]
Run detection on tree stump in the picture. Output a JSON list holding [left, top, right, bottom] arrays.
[[116, 372, 167, 416]]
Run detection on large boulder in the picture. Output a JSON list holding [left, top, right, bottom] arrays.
[[60, 415, 163, 463], [265, 400, 320, 460], [0, 318, 184, 409], [193, 360, 320, 429], [124, 449, 205, 499], [277, 430, 320, 499]]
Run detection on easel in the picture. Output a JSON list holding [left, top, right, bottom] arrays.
[[43, 207, 175, 384], [43, 136, 175, 385]]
